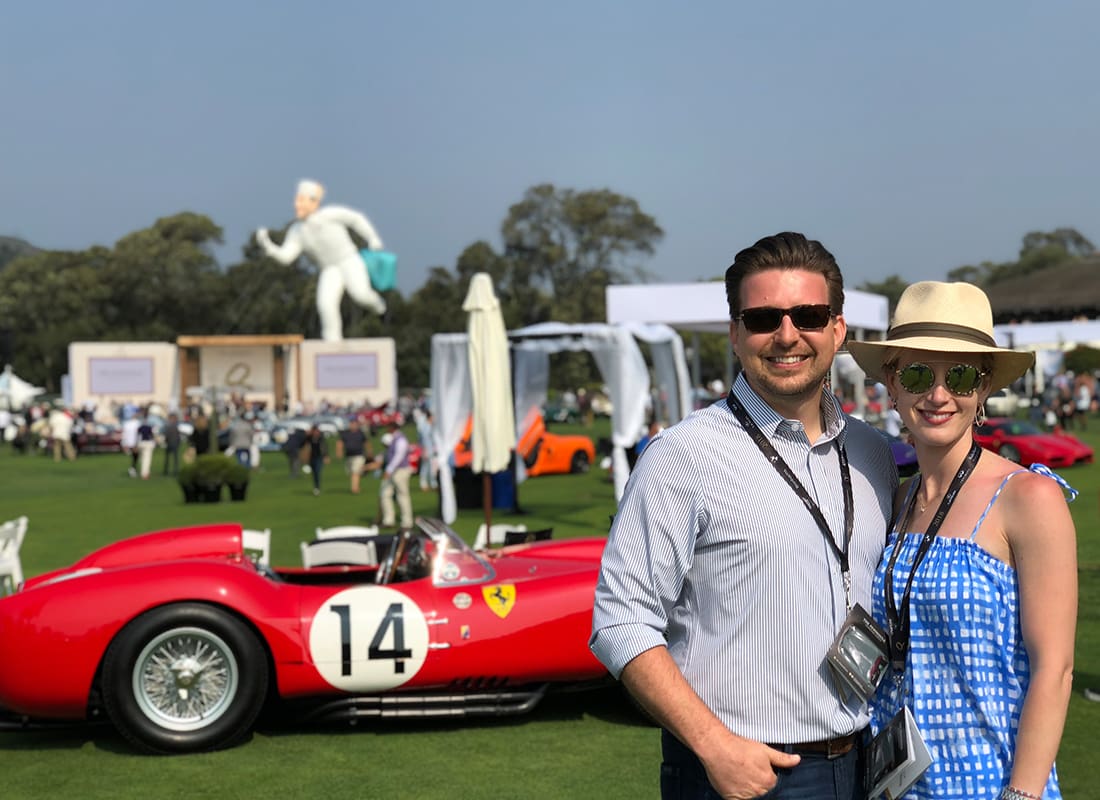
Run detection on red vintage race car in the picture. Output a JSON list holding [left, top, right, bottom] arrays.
[[0, 519, 608, 754]]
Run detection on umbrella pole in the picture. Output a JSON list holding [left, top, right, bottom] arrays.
[[482, 472, 493, 544]]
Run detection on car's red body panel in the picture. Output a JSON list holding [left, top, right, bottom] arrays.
[[0, 522, 607, 726], [973, 417, 1094, 468]]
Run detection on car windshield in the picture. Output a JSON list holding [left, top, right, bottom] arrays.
[[1000, 420, 1041, 436], [416, 518, 495, 587]]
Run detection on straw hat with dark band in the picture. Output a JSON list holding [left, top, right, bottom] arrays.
[[847, 281, 1034, 394]]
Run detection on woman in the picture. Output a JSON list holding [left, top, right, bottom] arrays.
[[849, 281, 1077, 800]]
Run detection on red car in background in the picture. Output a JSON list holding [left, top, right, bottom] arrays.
[[0, 519, 608, 754], [70, 422, 125, 454], [360, 404, 404, 428], [973, 417, 1094, 467]]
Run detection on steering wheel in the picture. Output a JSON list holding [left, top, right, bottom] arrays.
[[375, 529, 412, 585]]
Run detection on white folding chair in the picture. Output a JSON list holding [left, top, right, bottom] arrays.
[[473, 523, 527, 550], [300, 539, 378, 568], [242, 528, 272, 567], [0, 516, 28, 595], [315, 525, 380, 540]]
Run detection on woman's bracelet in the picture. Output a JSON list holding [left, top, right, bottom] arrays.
[[1000, 787, 1041, 800]]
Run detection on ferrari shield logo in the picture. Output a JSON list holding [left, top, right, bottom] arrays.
[[482, 584, 516, 618]]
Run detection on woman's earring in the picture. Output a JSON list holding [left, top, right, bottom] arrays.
[[975, 403, 987, 427]]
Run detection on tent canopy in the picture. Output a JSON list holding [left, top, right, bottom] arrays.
[[429, 322, 692, 524]]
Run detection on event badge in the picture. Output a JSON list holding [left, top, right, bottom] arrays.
[[826, 603, 890, 703], [865, 706, 932, 799]]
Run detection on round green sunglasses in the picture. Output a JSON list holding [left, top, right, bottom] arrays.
[[895, 361, 989, 396]]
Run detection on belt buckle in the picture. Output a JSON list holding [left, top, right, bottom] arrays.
[[825, 735, 851, 759]]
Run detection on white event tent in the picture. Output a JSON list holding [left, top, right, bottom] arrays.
[[430, 322, 692, 524]]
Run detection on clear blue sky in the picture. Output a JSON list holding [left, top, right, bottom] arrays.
[[3, 1, 1098, 296]]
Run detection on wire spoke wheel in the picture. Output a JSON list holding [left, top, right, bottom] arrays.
[[132, 626, 239, 731], [102, 603, 267, 753]]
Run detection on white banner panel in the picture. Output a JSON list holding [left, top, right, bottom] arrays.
[[89, 357, 154, 395], [315, 353, 379, 390]]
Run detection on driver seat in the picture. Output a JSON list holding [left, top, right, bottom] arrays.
[[0, 516, 28, 595], [301, 539, 379, 568], [473, 523, 527, 550]]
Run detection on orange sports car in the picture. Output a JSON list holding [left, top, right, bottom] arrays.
[[454, 407, 595, 476]]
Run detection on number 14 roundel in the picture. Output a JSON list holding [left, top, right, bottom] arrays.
[[308, 586, 430, 692]]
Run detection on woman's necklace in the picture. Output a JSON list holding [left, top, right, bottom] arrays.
[[917, 491, 941, 514], [916, 479, 945, 514]]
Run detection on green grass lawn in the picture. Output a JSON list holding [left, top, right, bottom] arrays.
[[1, 417, 1098, 799]]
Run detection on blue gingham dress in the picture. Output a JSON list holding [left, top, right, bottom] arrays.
[[870, 464, 1073, 799]]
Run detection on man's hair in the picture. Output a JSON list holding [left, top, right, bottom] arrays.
[[297, 179, 325, 201], [724, 232, 844, 319]]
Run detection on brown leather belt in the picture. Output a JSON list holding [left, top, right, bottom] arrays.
[[767, 732, 858, 759]]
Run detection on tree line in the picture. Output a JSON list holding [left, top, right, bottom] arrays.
[[0, 186, 1093, 395]]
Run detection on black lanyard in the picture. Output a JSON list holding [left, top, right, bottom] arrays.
[[726, 393, 855, 608], [883, 440, 982, 671]]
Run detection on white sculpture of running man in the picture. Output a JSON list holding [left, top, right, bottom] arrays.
[[255, 179, 387, 341]]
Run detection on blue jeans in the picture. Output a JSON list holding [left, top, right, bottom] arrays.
[[660, 729, 866, 800]]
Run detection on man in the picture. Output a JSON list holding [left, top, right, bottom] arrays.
[[120, 411, 141, 477], [48, 404, 76, 462], [379, 420, 413, 529], [162, 413, 182, 476], [414, 408, 437, 491], [255, 179, 387, 341], [591, 232, 897, 799], [337, 418, 370, 494], [283, 425, 307, 477], [227, 414, 254, 468]]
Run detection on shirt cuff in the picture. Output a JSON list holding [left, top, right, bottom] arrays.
[[589, 622, 668, 679]]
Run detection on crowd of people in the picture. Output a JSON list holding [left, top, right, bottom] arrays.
[[0, 392, 441, 527]]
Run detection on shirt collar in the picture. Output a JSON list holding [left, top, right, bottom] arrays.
[[730, 373, 847, 444]]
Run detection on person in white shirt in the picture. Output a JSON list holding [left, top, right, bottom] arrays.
[[255, 179, 387, 341], [120, 414, 141, 477], [882, 406, 903, 438]]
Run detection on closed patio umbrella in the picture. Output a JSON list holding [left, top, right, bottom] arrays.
[[462, 273, 516, 536]]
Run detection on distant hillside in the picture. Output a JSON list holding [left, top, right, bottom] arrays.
[[0, 236, 40, 270]]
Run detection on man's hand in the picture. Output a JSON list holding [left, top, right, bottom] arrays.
[[701, 739, 801, 799], [619, 648, 801, 800], [255, 228, 271, 246]]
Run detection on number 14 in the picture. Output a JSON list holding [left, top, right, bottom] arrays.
[[329, 602, 413, 676]]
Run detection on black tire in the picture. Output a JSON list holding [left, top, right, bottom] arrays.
[[999, 444, 1022, 463], [570, 450, 591, 474], [101, 603, 268, 754]]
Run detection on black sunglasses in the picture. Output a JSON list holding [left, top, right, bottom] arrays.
[[736, 304, 834, 334], [895, 362, 988, 396]]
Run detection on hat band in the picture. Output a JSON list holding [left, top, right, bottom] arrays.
[[887, 322, 997, 348]]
